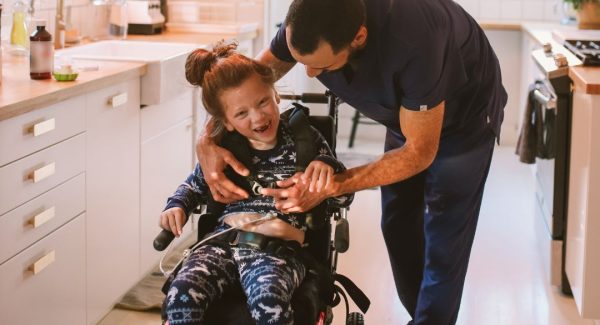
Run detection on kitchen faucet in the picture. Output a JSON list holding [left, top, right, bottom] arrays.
[[54, 0, 65, 48]]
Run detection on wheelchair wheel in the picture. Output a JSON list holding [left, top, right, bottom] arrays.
[[346, 312, 364, 325]]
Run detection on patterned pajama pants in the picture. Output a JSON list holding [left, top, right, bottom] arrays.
[[165, 244, 306, 325]]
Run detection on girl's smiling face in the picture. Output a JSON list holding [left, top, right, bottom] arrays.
[[221, 73, 281, 150]]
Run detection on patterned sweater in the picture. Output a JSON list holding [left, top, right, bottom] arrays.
[[164, 120, 354, 231]]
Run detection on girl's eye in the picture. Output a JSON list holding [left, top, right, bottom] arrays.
[[259, 99, 269, 106], [235, 111, 248, 118]]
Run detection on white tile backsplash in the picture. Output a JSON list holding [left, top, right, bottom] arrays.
[[522, 1, 546, 21], [501, 1, 523, 20], [454, 0, 563, 23], [479, 1, 502, 20]]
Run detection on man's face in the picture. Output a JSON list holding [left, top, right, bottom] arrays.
[[285, 27, 353, 78]]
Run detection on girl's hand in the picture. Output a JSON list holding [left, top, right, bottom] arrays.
[[301, 160, 334, 193], [159, 207, 187, 237]]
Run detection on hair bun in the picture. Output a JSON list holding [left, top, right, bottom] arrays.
[[185, 48, 215, 87], [185, 41, 240, 87]]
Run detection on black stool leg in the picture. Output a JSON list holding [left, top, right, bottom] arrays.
[[349, 110, 360, 148]]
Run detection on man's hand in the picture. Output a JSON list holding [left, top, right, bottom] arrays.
[[261, 172, 331, 213], [197, 125, 250, 203], [301, 160, 334, 193]]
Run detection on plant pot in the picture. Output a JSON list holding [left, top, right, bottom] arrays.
[[578, 2, 600, 29]]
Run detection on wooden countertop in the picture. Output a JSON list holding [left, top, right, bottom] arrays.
[[126, 30, 258, 45], [0, 51, 147, 121]]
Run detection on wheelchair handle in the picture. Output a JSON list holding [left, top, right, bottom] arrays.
[[154, 229, 176, 251], [334, 218, 350, 253], [280, 93, 329, 104]]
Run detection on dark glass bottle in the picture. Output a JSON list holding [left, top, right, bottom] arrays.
[[29, 19, 53, 80]]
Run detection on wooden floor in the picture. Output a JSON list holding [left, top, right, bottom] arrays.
[[99, 138, 596, 325]]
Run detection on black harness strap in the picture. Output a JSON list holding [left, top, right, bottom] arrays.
[[332, 273, 371, 314], [285, 103, 319, 172]]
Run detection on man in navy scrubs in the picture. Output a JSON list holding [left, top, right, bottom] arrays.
[[196, 0, 507, 324]]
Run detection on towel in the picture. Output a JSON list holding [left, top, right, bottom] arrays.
[[516, 82, 556, 163]]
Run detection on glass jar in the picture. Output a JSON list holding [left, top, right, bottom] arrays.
[[10, 0, 30, 56], [109, 0, 128, 39]]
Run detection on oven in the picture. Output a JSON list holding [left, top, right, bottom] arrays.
[[531, 75, 571, 294], [530, 44, 576, 294]]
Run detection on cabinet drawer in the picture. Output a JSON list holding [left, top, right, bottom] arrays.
[[0, 96, 85, 167], [0, 215, 86, 325], [141, 89, 193, 141], [0, 134, 85, 215], [0, 174, 85, 264]]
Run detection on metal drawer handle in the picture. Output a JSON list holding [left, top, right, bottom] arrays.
[[32, 118, 56, 137], [29, 250, 55, 275], [29, 206, 55, 228], [533, 89, 556, 110], [108, 92, 128, 108], [30, 162, 56, 183]]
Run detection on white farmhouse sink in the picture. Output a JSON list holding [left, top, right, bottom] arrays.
[[57, 40, 201, 105]]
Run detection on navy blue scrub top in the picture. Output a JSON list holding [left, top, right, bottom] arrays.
[[271, 0, 508, 147]]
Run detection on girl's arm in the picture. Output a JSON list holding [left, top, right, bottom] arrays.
[[164, 164, 210, 216]]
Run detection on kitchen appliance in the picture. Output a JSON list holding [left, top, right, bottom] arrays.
[[530, 42, 581, 294], [553, 29, 600, 66], [563, 40, 600, 66], [127, 0, 165, 35]]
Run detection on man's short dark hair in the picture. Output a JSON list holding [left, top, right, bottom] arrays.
[[285, 0, 366, 55]]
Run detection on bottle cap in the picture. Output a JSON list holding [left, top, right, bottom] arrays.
[[34, 19, 47, 27]]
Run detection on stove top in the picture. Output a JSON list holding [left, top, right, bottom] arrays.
[[564, 40, 600, 66]]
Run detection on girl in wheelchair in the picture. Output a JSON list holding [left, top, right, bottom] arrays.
[[159, 42, 353, 325]]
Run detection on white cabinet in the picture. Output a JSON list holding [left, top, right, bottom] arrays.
[[140, 90, 195, 274], [0, 68, 200, 323], [565, 85, 600, 319], [0, 94, 87, 324], [85, 79, 141, 324]]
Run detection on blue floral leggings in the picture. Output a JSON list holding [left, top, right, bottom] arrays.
[[165, 244, 306, 325]]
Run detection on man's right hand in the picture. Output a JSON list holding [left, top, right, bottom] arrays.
[[197, 131, 250, 203]]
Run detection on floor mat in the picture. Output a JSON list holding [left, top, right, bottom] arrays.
[[115, 234, 197, 312]]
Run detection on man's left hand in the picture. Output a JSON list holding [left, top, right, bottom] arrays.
[[261, 172, 330, 213]]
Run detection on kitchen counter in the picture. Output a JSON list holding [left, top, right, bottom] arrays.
[[126, 30, 258, 45], [0, 50, 147, 122], [521, 22, 600, 95]]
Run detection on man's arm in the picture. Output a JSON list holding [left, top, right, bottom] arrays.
[[332, 102, 444, 196], [255, 48, 296, 82], [264, 102, 444, 213]]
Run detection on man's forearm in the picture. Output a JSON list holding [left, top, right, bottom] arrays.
[[255, 48, 295, 82], [333, 144, 433, 196]]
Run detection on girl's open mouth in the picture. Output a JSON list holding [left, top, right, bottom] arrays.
[[254, 121, 272, 134]]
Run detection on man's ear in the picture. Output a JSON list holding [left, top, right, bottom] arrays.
[[275, 91, 281, 104], [351, 25, 368, 48]]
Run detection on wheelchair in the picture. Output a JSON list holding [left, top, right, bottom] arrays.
[[153, 92, 369, 325]]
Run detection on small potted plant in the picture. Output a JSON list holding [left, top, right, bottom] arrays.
[[564, 0, 600, 29]]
